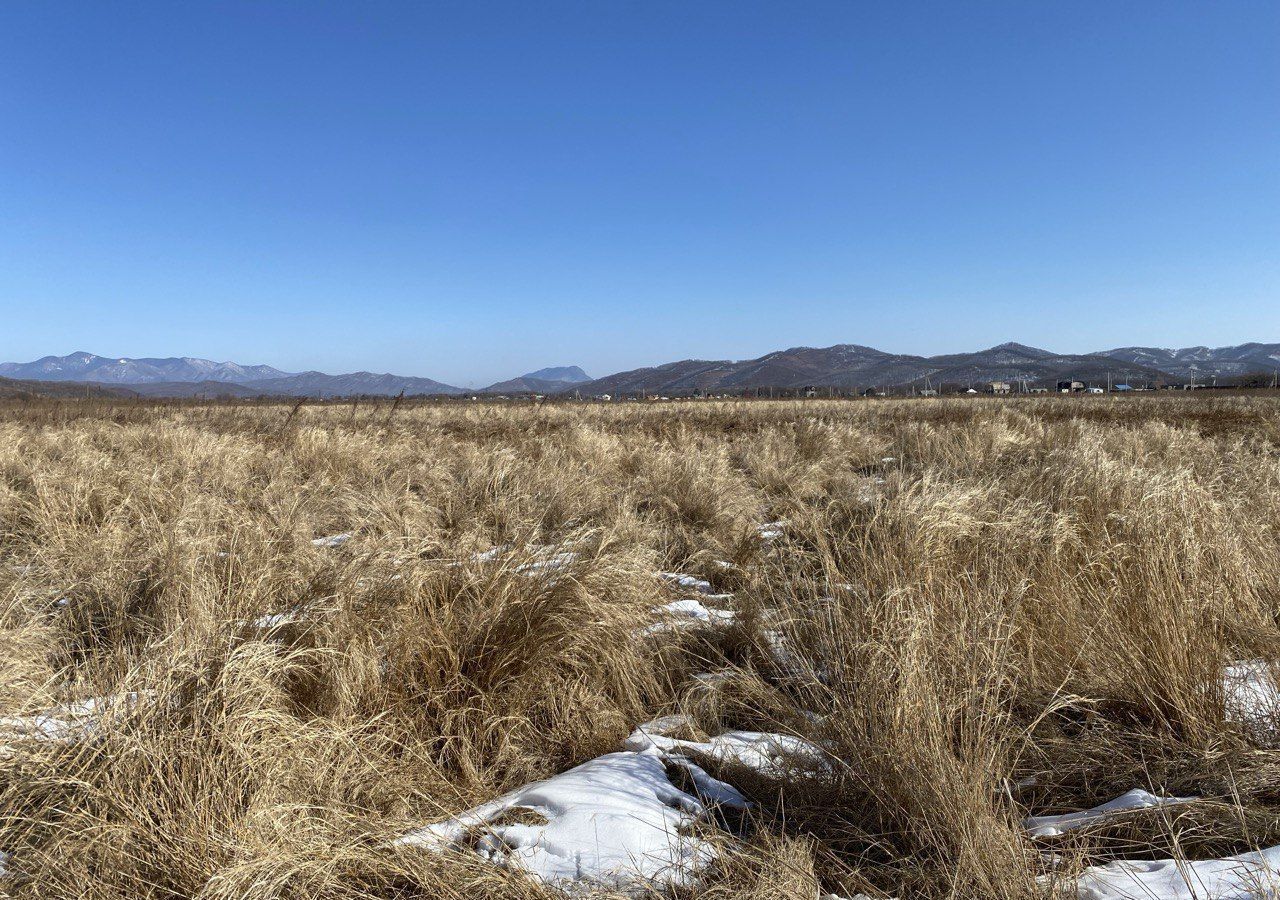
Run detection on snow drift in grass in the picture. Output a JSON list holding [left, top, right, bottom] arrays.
[[397, 718, 828, 892], [1025, 789, 1199, 838], [1067, 844, 1280, 899], [397, 748, 728, 890]]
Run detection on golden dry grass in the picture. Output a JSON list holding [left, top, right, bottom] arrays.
[[0, 395, 1278, 899]]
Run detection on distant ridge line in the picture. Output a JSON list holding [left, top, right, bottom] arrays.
[[1, 342, 1276, 399]]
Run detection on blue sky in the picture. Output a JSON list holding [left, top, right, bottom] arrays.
[[1, 1, 1276, 386]]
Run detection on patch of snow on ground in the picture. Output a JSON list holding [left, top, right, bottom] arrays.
[[397, 749, 728, 891], [1025, 789, 1199, 838], [513, 551, 579, 574], [311, 532, 352, 548], [625, 722, 828, 779], [0, 693, 143, 746], [452, 544, 580, 576], [646, 599, 737, 634], [1066, 844, 1280, 899], [658, 572, 713, 594], [756, 521, 787, 541], [470, 544, 513, 562], [248, 610, 300, 630], [1224, 660, 1278, 742], [398, 715, 826, 892]]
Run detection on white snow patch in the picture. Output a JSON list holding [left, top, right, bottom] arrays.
[[514, 551, 579, 574], [452, 544, 580, 576], [397, 749, 727, 891], [624, 723, 828, 779], [0, 693, 144, 746], [646, 599, 737, 634], [658, 572, 713, 594], [248, 610, 299, 630], [311, 532, 352, 548], [631, 714, 696, 739], [1066, 844, 1280, 899], [756, 521, 787, 541], [1025, 789, 1199, 838], [398, 719, 819, 892], [1224, 660, 1278, 741], [470, 544, 513, 562]]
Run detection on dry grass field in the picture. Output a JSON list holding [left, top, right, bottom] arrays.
[[1, 395, 1278, 900]]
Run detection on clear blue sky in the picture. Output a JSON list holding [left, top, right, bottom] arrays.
[[1, 1, 1276, 386]]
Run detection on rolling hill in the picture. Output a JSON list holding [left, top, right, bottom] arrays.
[[0, 376, 137, 399], [240, 371, 465, 398]]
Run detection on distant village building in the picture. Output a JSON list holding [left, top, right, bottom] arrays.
[[803, 386, 818, 398], [989, 381, 1012, 394], [1086, 386, 1104, 394], [919, 388, 938, 397], [861, 387, 881, 397], [1057, 380, 1086, 393]]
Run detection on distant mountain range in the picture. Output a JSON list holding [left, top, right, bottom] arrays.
[[0, 353, 596, 399], [568, 342, 1280, 396], [0, 345, 1274, 400], [0, 352, 290, 385]]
